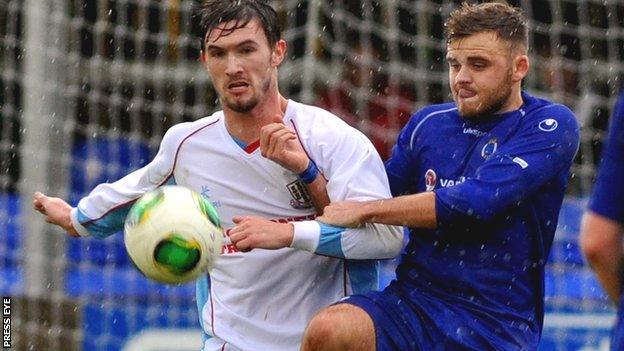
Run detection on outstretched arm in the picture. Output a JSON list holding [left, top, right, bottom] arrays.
[[33, 192, 79, 236], [321, 105, 579, 232], [318, 192, 437, 229], [38, 122, 185, 239]]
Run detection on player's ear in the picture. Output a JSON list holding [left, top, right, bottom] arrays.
[[270, 39, 287, 67], [512, 54, 529, 82]]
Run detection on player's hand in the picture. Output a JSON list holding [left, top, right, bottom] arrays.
[[33, 192, 80, 237], [229, 216, 294, 252], [260, 115, 309, 173], [317, 201, 368, 228]]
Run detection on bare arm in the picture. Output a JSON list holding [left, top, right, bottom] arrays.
[[318, 191, 437, 229], [260, 121, 330, 214], [33, 192, 79, 237], [580, 211, 624, 303], [304, 173, 330, 215]]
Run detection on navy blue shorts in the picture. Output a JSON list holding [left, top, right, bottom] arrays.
[[339, 285, 537, 351], [338, 288, 428, 351]]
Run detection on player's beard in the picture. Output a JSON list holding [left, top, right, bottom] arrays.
[[223, 75, 272, 113], [456, 70, 514, 121]]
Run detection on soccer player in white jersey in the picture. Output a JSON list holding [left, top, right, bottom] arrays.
[[32, 1, 403, 350]]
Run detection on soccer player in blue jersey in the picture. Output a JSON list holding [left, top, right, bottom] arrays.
[[580, 91, 624, 351], [299, 2, 580, 350]]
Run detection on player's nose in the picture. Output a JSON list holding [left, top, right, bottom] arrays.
[[224, 55, 244, 76], [454, 66, 472, 84]]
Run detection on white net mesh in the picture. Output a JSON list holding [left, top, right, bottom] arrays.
[[1, 0, 622, 350]]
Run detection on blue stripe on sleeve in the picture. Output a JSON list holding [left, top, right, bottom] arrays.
[[346, 259, 379, 294], [316, 222, 346, 257], [77, 206, 129, 239]]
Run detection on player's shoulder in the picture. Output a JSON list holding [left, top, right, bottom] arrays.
[[286, 100, 380, 161], [403, 102, 459, 134], [163, 113, 222, 141], [160, 112, 222, 150], [522, 94, 579, 134], [286, 99, 368, 141]]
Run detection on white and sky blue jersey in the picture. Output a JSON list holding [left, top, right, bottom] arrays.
[[70, 100, 403, 351], [385, 92, 580, 349]]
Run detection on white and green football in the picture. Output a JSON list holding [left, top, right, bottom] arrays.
[[124, 185, 223, 284]]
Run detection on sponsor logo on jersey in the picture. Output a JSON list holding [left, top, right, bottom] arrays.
[[463, 126, 486, 137], [424, 169, 437, 191], [538, 118, 558, 132], [287, 180, 314, 209], [440, 176, 466, 187], [481, 138, 498, 159], [424, 169, 465, 190]]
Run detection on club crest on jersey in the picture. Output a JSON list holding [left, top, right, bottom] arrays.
[[424, 169, 437, 191], [538, 118, 558, 132], [287, 180, 314, 209], [481, 138, 498, 159]]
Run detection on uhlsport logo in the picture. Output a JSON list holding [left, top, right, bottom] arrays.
[[287, 180, 313, 209], [538, 118, 558, 132], [424, 169, 437, 191], [481, 138, 498, 159]]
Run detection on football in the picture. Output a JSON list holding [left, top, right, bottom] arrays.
[[124, 185, 223, 284]]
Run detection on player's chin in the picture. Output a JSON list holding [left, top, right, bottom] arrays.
[[457, 104, 481, 119], [225, 96, 258, 113]]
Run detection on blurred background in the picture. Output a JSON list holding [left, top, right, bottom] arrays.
[[0, 0, 621, 350]]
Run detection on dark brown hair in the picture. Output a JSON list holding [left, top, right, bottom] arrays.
[[444, 2, 528, 51], [197, 0, 281, 51]]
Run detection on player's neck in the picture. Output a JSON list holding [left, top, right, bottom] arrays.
[[223, 90, 288, 144], [497, 86, 523, 114]]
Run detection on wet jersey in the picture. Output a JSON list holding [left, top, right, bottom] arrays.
[[70, 100, 403, 351], [385, 92, 580, 349]]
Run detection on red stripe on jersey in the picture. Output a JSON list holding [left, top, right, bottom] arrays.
[[243, 139, 260, 153]]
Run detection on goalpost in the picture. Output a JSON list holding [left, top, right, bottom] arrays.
[[1, 0, 621, 350]]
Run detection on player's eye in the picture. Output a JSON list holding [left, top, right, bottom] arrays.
[[471, 62, 487, 70], [208, 49, 225, 58], [240, 46, 255, 54]]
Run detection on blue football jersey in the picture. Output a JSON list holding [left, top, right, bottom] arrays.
[[588, 91, 624, 351], [589, 92, 624, 222], [385, 92, 580, 349]]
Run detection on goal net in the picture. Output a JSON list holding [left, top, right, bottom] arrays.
[[1, 0, 621, 350]]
